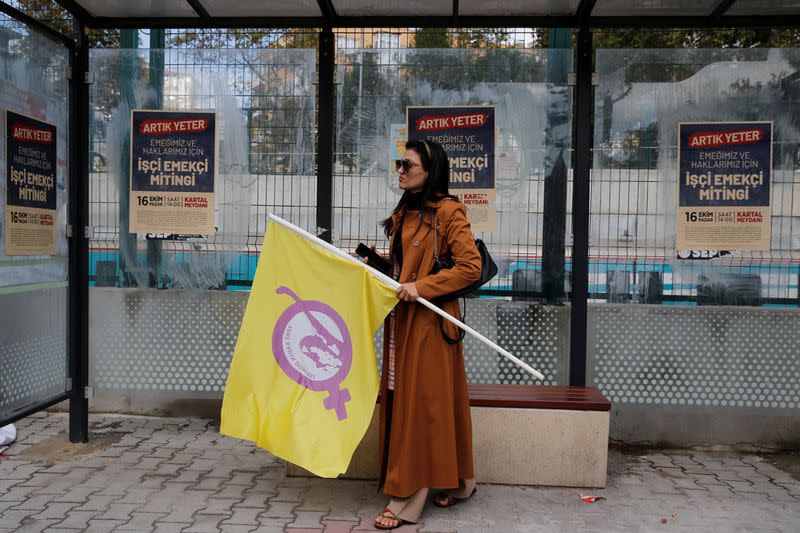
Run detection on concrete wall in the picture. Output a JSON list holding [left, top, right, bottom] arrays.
[[83, 289, 800, 449], [288, 405, 610, 488], [587, 304, 800, 449]]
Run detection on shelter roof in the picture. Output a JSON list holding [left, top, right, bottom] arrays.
[[53, 0, 800, 29]]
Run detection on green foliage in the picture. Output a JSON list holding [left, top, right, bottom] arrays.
[[413, 28, 450, 48], [276, 31, 319, 49], [336, 51, 393, 172], [467, 48, 548, 83], [594, 30, 800, 170], [167, 29, 311, 49], [411, 28, 519, 50], [87, 29, 121, 48], [452, 29, 510, 49], [593, 28, 800, 50], [6, 0, 71, 34], [7, 0, 120, 47]]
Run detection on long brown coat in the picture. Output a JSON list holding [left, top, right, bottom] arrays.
[[378, 197, 482, 498]]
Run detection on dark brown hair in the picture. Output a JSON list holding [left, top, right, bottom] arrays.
[[381, 139, 456, 237]]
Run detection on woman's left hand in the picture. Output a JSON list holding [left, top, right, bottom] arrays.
[[396, 282, 419, 302]]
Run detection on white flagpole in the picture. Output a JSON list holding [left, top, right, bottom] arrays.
[[267, 214, 545, 381]]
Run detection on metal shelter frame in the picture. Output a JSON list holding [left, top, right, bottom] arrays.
[[1, 0, 800, 442]]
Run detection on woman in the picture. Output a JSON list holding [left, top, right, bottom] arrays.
[[374, 139, 482, 530]]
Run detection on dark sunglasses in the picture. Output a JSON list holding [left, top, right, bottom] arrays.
[[394, 159, 418, 173]]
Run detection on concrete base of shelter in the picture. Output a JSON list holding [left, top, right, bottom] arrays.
[[287, 405, 610, 488]]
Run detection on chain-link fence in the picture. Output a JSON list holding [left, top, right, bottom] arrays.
[[86, 27, 571, 295], [592, 48, 800, 306], [332, 28, 571, 302], [88, 43, 317, 289], [6, 12, 800, 306]]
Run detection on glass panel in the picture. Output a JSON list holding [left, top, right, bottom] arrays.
[[588, 304, 800, 410], [89, 288, 245, 396], [4, 0, 74, 37], [335, 44, 573, 385], [592, 0, 719, 16], [726, 0, 800, 15], [202, 0, 321, 17], [459, 0, 580, 16], [592, 48, 800, 306], [0, 12, 69, 416], [333, 0, 452, 16], [589, 48, 800, 414], [88, 48, 316, 394], [76, 0, 199, 18]]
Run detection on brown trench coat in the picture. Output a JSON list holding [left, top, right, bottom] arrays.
[[378, 197, 482, 498]]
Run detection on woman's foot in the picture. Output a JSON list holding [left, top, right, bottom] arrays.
[[432, 487, 477, 508], [374, 508, 405, 530]]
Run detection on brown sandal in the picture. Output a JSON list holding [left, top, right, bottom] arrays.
[[374, 508, 406, 530], [433, 487, 477, 508]]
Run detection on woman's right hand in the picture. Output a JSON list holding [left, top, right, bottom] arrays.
[[360, 244, 378, 264], [396, 282, 419, 302]]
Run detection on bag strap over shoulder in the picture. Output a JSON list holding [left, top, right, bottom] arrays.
[[431, 198, 456, 255], [430, 207, 467, 344], [433, 210, 439, 262]]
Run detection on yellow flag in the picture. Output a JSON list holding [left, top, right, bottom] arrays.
[[221, 219, 397, 477]]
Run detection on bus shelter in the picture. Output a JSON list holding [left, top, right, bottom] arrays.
[[1, 0, 800, 447]]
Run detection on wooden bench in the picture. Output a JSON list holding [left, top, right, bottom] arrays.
[[467, 385, 610, 487], [469, 384, 611, 410], [288, 385, 611, 488]]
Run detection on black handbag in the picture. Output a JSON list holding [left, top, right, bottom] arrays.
[[430, 211, 498, 343]]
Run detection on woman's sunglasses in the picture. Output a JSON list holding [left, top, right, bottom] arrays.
[[394, 159, 417, 173]]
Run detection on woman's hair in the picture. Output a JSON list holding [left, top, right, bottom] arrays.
[[381, 138, 456, 237]]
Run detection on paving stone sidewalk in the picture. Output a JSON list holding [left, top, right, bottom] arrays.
[[1, 412, 798, 533]]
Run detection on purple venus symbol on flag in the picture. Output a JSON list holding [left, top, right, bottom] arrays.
[[272, 286, 353, 420]]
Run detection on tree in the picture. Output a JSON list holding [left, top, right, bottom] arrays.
[[336, 50, 393, 172], [452, 28, 510, 49], [7, 0, 120, 47], [592, 28, 800, 50], [405, 27, 539, 93], [168, 29, 285, 49], [592, 29, 800, 169], [413, 28, 450, 48]]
